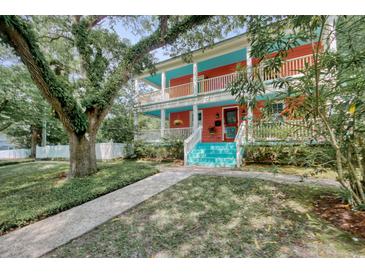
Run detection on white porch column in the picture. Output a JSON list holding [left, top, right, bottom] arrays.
[[246, 46, 253, 142], [193, 62, 198, 96], [160, 109, 166, 138], [161, 71, 166, 100], [192, 104, 198, 131], [246, 46, 253, 77]]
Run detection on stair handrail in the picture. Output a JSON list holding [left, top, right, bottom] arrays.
[[184, 125, 202, 166], [234, 122, 246, 167]]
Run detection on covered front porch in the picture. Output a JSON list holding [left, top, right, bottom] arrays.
[[135, 100, 252, 143], [135, 99, 320, 168], [135, 102, 318, 144]]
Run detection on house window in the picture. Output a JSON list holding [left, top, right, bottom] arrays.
[[271, 103, 284, 114], [189, 110, 203, 127]]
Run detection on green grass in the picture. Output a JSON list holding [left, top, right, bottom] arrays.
[[241, 164, 338, 180], [46, 175, 365, 258], [0, 160, 158, 234]]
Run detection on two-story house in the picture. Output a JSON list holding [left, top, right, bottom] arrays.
[[133, 25, 334, 168]]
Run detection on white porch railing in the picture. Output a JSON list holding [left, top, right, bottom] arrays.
[[135, 129, 161, 142], [165, 82, 193, 99], [260, 54, 314, 81], [135, 127, 193, 142], [164, 127, 193, 140], [234, 122, 246, 167], [138, 90, 161, 104], [251, 119, 318, 142], [198, 72, 238, 94], [184, 126, 202, 166]]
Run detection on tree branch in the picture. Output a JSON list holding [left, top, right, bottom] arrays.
[[38, 34, 74, 43], [88, 16, 107, 29], [0, 122, 12, 131], [99, 16, 211, 114], [74, 15, 81, 24], [159, 15, 170, 39], [0, 16, 88, 135]]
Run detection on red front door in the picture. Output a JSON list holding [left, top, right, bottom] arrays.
[[223, 108, 238, 142]]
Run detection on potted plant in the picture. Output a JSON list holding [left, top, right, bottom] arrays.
[[173, 119, 183, 126]]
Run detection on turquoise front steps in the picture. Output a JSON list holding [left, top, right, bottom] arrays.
[[187, 142, 237, 168]]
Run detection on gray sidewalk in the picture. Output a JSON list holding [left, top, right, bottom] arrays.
[[0, 167, 339, 258]]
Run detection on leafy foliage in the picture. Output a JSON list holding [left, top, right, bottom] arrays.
[[245, 144, 336, 168], [134, 139, 184, 161], [97, 103, 134, 143], [0, 64, 67, 147], [228, 16, 365, 207]]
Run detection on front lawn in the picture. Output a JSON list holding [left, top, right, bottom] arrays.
[[0, 160, 158, 234], [47, 175, 365, 258], [242, 164, 337, 180]]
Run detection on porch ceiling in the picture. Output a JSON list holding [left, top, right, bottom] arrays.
[[142, 99, 239, 118], [144, 48, 246, 88], [140, 92, 282, 118]]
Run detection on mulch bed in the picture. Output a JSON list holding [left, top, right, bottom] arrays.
[[314, 196, 365, 239]]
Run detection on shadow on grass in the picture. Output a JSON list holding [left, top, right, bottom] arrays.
[[47, 175, 365, 258]]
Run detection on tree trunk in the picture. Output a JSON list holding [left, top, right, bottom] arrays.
[[30, 126, 38, 158], [68, 132, 97, 178]]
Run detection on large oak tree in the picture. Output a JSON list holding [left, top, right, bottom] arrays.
[[0, 15, 221, 177]]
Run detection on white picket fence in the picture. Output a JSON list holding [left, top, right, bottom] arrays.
[[0, 148, 31, 159], [36, 143, 132, 160], [0, 143, 132, 160]]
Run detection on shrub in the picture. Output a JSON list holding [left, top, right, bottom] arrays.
[[244, 144, 336, 168], [134, 139, 184, 161]]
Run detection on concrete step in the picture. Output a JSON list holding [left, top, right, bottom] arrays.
[[188, 153, 236, 159], [186, 142, 238, 168]]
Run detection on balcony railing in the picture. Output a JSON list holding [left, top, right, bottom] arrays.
[[260, 54, 314, 81], [138, 90, 161, 104], [198, 72, 238, 94], [138, 54, 313, 105], [166, 82, 193, 99]]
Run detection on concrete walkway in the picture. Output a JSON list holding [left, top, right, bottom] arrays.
[[0, 167, 339, 258]]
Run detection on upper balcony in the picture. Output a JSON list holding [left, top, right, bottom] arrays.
[[137, 53, 313, 107]]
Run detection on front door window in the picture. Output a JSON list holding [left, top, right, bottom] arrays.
[[224, 108, 238, 141]]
